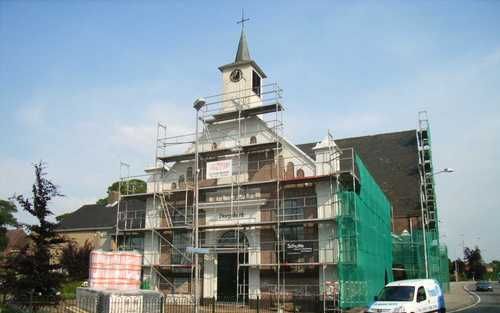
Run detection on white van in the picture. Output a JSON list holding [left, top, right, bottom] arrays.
[[367, 279, 445, 313]]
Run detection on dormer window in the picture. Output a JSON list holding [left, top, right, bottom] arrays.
[[252, 71, 261, 96]]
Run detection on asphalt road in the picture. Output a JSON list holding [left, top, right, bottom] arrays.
[[460, 282, 500, 313]]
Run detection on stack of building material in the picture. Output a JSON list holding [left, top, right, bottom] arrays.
[[89, 250, 142, 290], [76, 288, 164, 313]]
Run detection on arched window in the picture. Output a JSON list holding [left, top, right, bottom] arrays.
[[186, 167, 193, 182], [178, 175, 185, 188], [296, 168, 305, 178], [278, 155, 285, 179], [211, 142, 217, 150], [250, 136, 257, 145], [286, 162, 295, 179], [171, 182, 177, 190]]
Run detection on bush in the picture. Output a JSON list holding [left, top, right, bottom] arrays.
[[59, 240, 92, 281]]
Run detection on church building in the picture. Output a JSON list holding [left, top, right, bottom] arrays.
[[115, 26, 396, 310]]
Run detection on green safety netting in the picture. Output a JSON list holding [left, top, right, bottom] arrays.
[[336, 155, 394, 308], [393, 229, 450, 292]]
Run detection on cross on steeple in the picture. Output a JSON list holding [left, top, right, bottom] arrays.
[[236, 9, 250, 30]]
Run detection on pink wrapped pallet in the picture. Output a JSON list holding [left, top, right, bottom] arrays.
[[89, 250, 143, 290]]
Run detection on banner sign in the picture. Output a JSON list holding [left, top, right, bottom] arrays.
[[206, 159, 233, 179], [285, 242, 313, 255]]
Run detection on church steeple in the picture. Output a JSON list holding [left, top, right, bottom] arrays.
[[235, 30, 251, 62], [218, 12, 267, 111], [218, 27, 266, 79]]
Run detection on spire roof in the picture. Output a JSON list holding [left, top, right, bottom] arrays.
[[235, 30, 251, 62], [218, 23, 266, 78]]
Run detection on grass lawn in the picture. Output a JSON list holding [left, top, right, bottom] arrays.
[[61, 280, 84, 300], [0, 304, 24, 313]]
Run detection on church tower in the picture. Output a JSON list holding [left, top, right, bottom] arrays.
[[218, 27, 266, 112]]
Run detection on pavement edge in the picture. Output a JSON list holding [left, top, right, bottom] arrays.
[[448, 284, 481, 313]]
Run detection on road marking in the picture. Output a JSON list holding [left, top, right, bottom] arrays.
[[448, 284, 481, 313]]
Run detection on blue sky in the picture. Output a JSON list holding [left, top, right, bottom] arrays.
[[1, 1, 499, 260]]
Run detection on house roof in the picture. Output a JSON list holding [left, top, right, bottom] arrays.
[[56, 204, 117, 231], [4, 228, 29, 254], [55, 199, 147, 231], [297, 130, 421, 218]]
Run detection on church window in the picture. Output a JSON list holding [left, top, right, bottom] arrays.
[[186, 167, 193, 182], [250, 136, 257, 144], [280, 225, 304, 241], [296, 168, 305, 178], [286, 162, 295, 179], [283, 198, 305, 221], [252, 71, 261, 96], [172, 231, 191, 264]]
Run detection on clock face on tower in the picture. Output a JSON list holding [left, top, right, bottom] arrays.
[[230, 69, 243, 82]]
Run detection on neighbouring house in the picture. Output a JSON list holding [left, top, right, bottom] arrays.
[[55, 203, 116, 250], [3, 228, 29, 256]]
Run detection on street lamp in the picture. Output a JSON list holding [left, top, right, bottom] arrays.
[[193, 98, 205, 313], [421, 167, 454, 278], [431, 168, 455, 176]]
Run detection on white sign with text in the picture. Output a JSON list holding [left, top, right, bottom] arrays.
[[206, 159, 233, 179]]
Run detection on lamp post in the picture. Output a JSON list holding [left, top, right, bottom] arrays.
[[193, 98, 206, 313], [433, 168, 455, 176], [421, 168, 454, 278]]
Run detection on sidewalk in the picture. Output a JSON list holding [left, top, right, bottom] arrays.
[[445, 281, 477, 312]]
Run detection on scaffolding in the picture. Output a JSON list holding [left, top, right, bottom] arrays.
[[114, 82, 394, 311], [392, 111, 449, 292], [336, 155, 394, 308]]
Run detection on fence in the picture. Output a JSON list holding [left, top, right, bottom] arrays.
[[7, 295, 325, 313]]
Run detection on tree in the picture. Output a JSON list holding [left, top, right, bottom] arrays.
[[9, 162, 66, 297], [59, 240, 93, 281], [464, 246, 486, 280], [96, 179, 146, 205], [487, 260, 500, 280], [0, 199, 17, 251], [449, 258, 466, 281]]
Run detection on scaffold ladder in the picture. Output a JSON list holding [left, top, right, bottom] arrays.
[[158, 192, 173, 228]]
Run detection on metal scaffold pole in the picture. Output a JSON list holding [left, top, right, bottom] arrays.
[[275, 86, 282, 312], [193, 98, 206, 313]]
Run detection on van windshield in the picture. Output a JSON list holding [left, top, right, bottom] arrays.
[[377, 286, 415, 302]]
